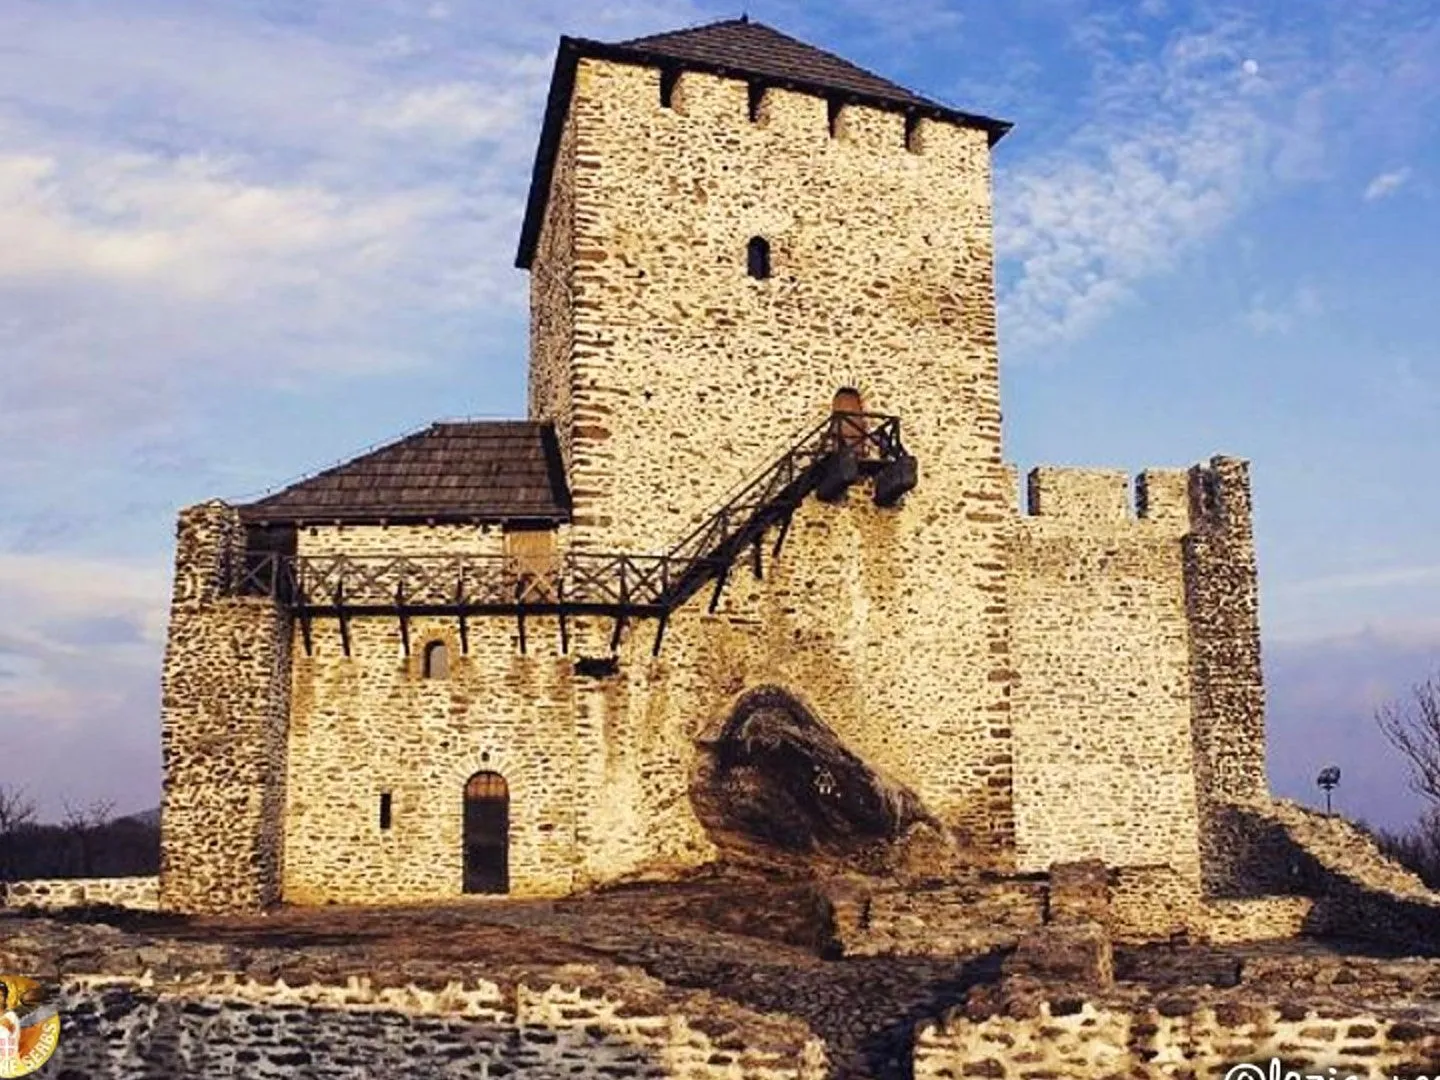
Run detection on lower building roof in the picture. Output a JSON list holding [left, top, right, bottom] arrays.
[[239, 421, 572, 526]]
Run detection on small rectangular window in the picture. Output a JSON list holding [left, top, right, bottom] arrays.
[[379, 792, 393, 830], [747, 236, 771, 280]]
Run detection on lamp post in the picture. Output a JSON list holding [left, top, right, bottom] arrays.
[[1316, 766, 1341, 816]]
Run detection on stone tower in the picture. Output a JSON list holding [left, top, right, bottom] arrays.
[[519, 20, 1024, 866]]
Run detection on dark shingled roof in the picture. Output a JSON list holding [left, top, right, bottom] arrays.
[[239, 421, 572, 525], [617, 19, 942, 111], [516, 18, 1011, 269]]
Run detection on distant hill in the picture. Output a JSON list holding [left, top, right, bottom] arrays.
[[119, 806, 161, 829]]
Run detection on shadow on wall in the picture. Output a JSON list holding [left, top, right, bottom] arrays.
[[1216, 801, 1440, 956], [689, 686, 943, 875]]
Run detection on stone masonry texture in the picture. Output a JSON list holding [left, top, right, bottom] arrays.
[[155, 34, 1282, 915]]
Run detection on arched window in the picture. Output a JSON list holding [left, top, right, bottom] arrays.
[[747, 236, 771, 280], [422, 640, 449, 679]]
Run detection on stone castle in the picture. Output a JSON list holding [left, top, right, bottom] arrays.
[[158, 18, 1270, 918]]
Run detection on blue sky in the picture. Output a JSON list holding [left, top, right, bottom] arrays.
[[0, 0, 1437, 829]]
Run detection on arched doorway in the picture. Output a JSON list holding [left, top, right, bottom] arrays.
[[832, 388, 869, 456], [463, 771, 509, 894]]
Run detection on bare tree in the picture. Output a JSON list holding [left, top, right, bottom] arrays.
[[0, 786, 37, 881], [60, 798, 116, 878], [1376, 674, 1440, 809]]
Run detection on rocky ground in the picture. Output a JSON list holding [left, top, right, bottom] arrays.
[[5, 875, 1439, 1079]]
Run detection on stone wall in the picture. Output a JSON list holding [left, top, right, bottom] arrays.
[[282, 610, 583, 904], [295, 522, 509, 558], [914, 994, 1440, 1080], [1, 876, 159, 911], [48, 970, 825, 1079], [529, 100, 578, 478], [1007, 467, 1203, 878], [160, 502, 291, 915], [1185, 458, 1269, 895]]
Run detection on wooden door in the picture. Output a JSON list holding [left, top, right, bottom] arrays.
[[504, 527, 557, 602], [463, 771, 509, 894]]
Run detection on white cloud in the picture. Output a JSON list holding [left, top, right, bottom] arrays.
[[0, 149, 442, 297], [996, 15, 1301, 350], [0, 552, 170, 819], [1364, 166, 1412, 200], [1277, 565, 1440, 598], [0, 553, 170, 647], [365, 81, 538, 143], [994, 3, 1433, 353]]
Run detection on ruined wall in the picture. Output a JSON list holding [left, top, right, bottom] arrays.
[[50, 971, 825, 1079], [1008, 467, 1203, 879], [914, 995, 1440, 1080], [160, 502, 291, 915], [532, 58, 1016, 874], [814, 877, 1047, 958], [1205, 798, 1440, 953], [2, 877, 158, 911]]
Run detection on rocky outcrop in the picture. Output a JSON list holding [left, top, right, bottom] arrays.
[[691, 688, 946, 876]]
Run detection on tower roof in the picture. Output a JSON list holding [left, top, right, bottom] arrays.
[[515, 18, 1011, 270], [239, 421, 572, 526], [616, 19, 942, 112]]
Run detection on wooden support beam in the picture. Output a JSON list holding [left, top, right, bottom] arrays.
[[771, 512, 793, 560], [454, 580, 469, 655], [708, 567, 730, 614], [396, 583, 410, 656], [557, 581, 569, 654], [335, 583, 351, 658], [298, 605, 313, 657], [609, 613, 626, 654], [652, 613, 669, 657], [515, 579, 527, 655], [751, 535, 764, 580]]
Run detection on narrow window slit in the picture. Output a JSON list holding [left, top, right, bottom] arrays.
[[379, 792, 392, 831], [748, 81, 765, 123], [747, 236, 771, 280], [905, 112, 923, 153], [660, 68, 680, 109]]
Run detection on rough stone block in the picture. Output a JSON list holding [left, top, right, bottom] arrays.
[[1003, 923, 1114, 988]]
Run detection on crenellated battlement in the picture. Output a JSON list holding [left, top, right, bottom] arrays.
[[1185, 455, 1254, 537], [1007, 458, 1253, 536], [587, 61, 985, 160], [1014, 465, 1191, 529]]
